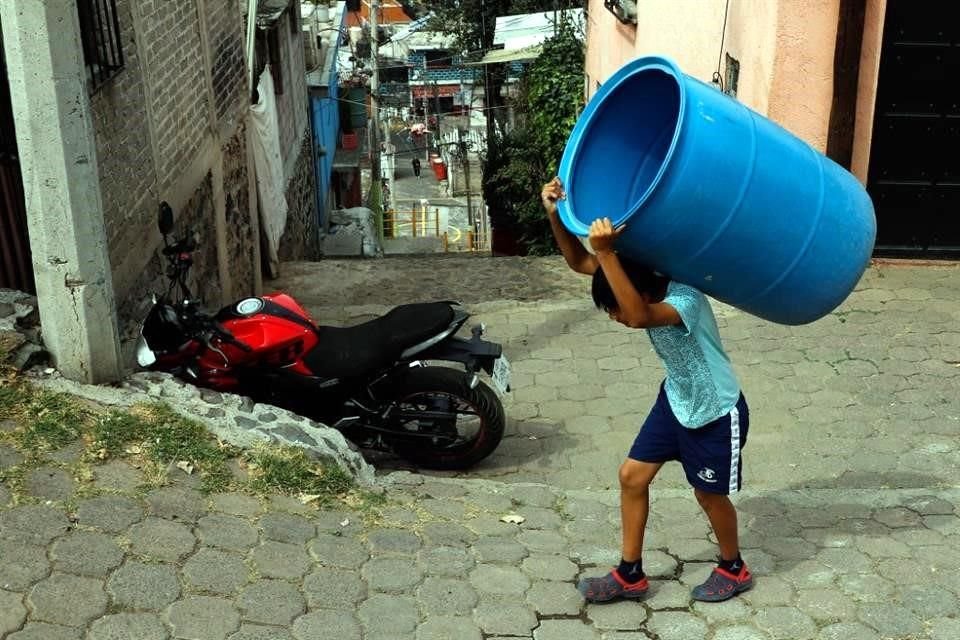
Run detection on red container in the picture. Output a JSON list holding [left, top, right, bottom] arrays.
[[341, 132, 358, 150], [431, 158, 447, 181]]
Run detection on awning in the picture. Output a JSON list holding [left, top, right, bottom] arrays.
[[464, 44, 543, 66]]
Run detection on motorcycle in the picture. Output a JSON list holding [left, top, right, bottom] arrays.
[[135, 203, 511, 469]]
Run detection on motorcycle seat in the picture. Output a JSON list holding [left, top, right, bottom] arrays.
[[305, 303, 455, 378]]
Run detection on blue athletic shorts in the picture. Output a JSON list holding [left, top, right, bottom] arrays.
[[628, 384, 749, 495]]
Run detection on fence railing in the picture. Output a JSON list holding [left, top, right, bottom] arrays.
[[384, 208, 490, 252]]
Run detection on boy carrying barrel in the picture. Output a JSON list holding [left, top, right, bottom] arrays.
[[541, 176, 752, 603]]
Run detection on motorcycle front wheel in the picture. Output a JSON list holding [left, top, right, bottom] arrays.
[[386, 366, 505, 470]]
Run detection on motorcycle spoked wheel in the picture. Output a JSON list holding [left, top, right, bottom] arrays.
[[386, 366, 505, 470]]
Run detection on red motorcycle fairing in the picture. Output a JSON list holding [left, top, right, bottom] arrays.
[[169, 294, 320, 391]]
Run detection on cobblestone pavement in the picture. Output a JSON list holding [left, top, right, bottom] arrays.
[[1, 256, 957, 639], [1, 463, 959, 640], [276, 257, 960, 493]]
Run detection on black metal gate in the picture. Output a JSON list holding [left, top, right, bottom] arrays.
[[0, 25, 35, 293], [867, 1, 960, 256]]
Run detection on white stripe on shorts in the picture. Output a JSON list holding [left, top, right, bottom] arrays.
[[728, 407, 741, 494]]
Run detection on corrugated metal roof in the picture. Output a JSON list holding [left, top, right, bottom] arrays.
[[493, 9, 584, 49], [465, 43, 543, 66]]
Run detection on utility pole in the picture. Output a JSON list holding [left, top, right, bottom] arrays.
[[370, 0, 382, 210], [458, 129, 474, 247], [480, 0, 495, 147], [422, 92, 430, 161], [432, 81, 442, 137]]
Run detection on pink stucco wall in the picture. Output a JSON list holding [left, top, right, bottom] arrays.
[[768, 0, 841, 151], [583, 0, 880, 157], [583, 0, 636, 100], [584, 0, 777, 117]]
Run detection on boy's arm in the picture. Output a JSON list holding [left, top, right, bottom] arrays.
[[591, 219, 682, 329], [542, 177, 598, 275]]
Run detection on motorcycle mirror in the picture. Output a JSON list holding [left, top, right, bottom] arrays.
[[158, 202, 174, 236]]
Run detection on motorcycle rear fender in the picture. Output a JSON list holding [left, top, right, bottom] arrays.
[[399, 307, 470, 360], [412, 333, 503, 375]]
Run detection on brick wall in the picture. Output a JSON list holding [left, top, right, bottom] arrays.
[[140, 0, 210, 190], [409, 51, 479, 83], [272, 4, 309, 179], [267, 4, 316, 263], [114, 172, 220, 343], [114, 123, 252, 345], [207, 0, 248, 125], [90, 0, 255, 338], [89, 0, 156, 254]]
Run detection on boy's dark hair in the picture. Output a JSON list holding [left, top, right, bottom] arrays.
[[591, 256, 669, 312]]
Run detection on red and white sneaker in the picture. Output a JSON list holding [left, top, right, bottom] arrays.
[[577, 570, 650, 603], [691, 564, 753, 602]]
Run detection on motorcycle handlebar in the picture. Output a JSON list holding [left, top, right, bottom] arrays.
[[162, 236, 197, 256], [212, 322, 252, 352], [173, 304, 252, 354]]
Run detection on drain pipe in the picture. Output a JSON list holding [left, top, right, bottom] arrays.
[[245, 0, 258, 96], [244, 0, 263, 292]]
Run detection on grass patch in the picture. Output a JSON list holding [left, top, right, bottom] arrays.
[[0, 376, 90, 453], [246, 443, 354, 502], [0, 331, 24, 364], [0, 379, 24, 416], [0, 371, 364, 504], [91, 410, 149, 457], [92, 403, 236, 493]]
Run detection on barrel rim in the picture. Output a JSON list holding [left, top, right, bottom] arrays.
[[557, 55, 686, 236]]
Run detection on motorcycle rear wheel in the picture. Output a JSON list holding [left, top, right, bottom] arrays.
[[387, 366, 505, 470]]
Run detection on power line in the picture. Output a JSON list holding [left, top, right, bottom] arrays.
[[333, 93, 513, 116]]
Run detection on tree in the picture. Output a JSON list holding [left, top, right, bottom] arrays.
[[419, 0, 582, 141], [415, 1, 585, 254], [484, 16, 584, 254]]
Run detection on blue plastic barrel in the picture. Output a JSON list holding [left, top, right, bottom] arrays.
[[557, 56, 876, 325]]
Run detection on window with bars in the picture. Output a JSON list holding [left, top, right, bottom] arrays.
[[604, 0, 638, 26], [724, 53, 740, 98], [77, 0, 125, 92], [424, 50, 452, 70]]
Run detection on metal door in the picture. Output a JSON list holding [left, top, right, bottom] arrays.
[[867, 1, 960, 256]]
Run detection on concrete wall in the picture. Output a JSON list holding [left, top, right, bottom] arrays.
[[584, 0, 881, 157], [91, 0, 256, 342], [311, 94, 340, 228], [0, 0, 124, 382]]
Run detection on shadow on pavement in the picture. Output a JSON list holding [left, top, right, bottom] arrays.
[[735, 471, 947, 575]]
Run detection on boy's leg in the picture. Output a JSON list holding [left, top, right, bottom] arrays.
[[578, 460, 663, 603], [693, 489, 739, 561], [578, 386, 677, 604], [620, 459, 663, 562], [678, 396, 752, 602]]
